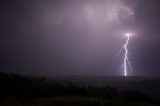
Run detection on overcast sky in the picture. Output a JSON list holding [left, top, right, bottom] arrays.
[[1, 0, 160, 76]]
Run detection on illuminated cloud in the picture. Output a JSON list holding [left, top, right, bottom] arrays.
[[83, 0, 134, 28]]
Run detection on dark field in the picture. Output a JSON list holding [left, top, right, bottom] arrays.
[[0, 72, 160, 106], [54, 76, 160, 98], [0, 97, 158, 106]]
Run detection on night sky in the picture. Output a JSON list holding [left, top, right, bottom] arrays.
[[1, 0, 160, 76]]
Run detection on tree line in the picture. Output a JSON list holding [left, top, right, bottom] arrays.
[[0, 72, 158, 104]]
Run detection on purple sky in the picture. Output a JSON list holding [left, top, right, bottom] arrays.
[[1, 0, 160, 76]]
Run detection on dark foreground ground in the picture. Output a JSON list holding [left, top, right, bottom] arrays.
[[53, 75, 160, 99], [0, 72, 160, 106], [0, 97, 158, 106]]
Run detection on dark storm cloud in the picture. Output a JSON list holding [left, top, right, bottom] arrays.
[[0, 0, 160, 76], [130, 0, 160, 76]]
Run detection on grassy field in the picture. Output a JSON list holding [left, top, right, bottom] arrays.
[[0, 97, 158, 106], [0, 73, 160, 106], [52, 76, 160, 98]]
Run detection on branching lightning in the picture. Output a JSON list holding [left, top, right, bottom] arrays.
[[116, 33, 133, 76], [123, 33, 132, 76]]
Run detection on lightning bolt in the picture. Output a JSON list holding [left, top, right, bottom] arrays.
[[116, 33, 133, 76], [123, 33, 132, 76]]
